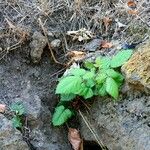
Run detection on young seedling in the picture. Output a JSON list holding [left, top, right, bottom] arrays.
[[10, 102, 25, 128], [52, 50, 133, 126]]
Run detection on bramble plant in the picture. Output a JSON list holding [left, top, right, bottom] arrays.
[[52, 50, 133, 126], [10, 102, 25, 128]]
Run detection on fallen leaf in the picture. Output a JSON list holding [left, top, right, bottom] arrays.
[[101, 41, 113, 48], [68, 128, 82, 150], [67, 51, 86, 61], [128, 9, 138, 15], [103, 17, 112, 32], [103, 17, 112, 26], [127, 1, 136, 8], [0, 104, 6, 113]]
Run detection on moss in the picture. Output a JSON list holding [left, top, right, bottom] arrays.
[[122, 41, 150, 90]]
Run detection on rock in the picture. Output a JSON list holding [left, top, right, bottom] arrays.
[[29, 107, 71, 150], [47, 31, 55, 41], [83, 39, 101, 51], [51, 39, 61, 49], [29, 127, 69, 150], [13, 81, 44, 128], [12, 81, 71, 150], [79, 96, 150, 150], [122, 40, 150, 92], [0, 114, 29, 150], [0, 47, 72, 150], [30, 31, 47, 63]]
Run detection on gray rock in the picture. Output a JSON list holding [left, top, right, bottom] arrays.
[[13, 81, 43, 128], [0, 114, 29, 150], [79, 96, 150, 150], [0, 46, 72, 150], [30, 31, 47, 63], [29, 128, 62, 150], [51, 39, 61, 49], [83, 39, 101, 51]]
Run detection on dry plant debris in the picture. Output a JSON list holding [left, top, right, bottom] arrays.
[[101, 41, 113, 48], [66, 51, 86, 66], [66, 51, 86, 61], [127, 1, 137, 8], [0, 104, 6, 113], [127, 0, 138, 15], [103, 17, 112, 33], [68, 128, 83, 150], [67, 28, 94, 42]]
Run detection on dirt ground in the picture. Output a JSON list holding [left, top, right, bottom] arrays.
[[0, 0, 150, 150]]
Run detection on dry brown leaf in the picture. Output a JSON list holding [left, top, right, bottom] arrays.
[[0, 104, 6, 113], [101, 41, 113, 48], [103, 17, 112, 32], [67, 51, 86, 61], [128, 9, 138, 15], [127, 1, 136, 8], [68, 128, 82, 150]]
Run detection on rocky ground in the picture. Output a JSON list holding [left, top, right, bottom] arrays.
[[0, 0, 150, 150]]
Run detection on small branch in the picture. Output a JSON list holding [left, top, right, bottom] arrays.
[[78, 109, 107, 150]]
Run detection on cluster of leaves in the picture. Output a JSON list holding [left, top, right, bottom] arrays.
[[10, 103, 25, 128], [52, 50, 133, 126]]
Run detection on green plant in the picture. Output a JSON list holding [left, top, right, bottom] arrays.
[[52, 50, 133, 126], [10, 102, 25, 128]]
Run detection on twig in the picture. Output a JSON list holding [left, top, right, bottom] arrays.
[[38, 18, 65, 66], [78, 109, 107, 150]]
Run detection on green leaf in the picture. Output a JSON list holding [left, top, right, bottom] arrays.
[[56, 76, 82, 94], [106, 77, 118, 99], [111, 50, 133, 68], [106, 69, 123, 79], [96, 73, 107, 84], [85, 79, 95, 88], [94, 83, 102, 95], [84, 61, 94, 70], [95, 57, 111, 69], [60, 94, 76, 101], [106, 69, 124, 87], [12, 116, 22, 128], [52, 105, 73, 126], [98, 84, 107, 96], [115, 76, 124, 86], [83, 71, 94, 80], [70, 68, 86, 76], [10, 103, 25, 115], [79, 87, 93, 99]]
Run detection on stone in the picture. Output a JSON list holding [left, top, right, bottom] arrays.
[[0, 46, 72, 150], [0, 114, 29, 150], [30, 31, 47, 63], [121, 40, 150, 92], [51, 39, 61, 49], [83, 39, 101, 51], [79, 96, 150, 150], [13, 81, 44, 128]]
